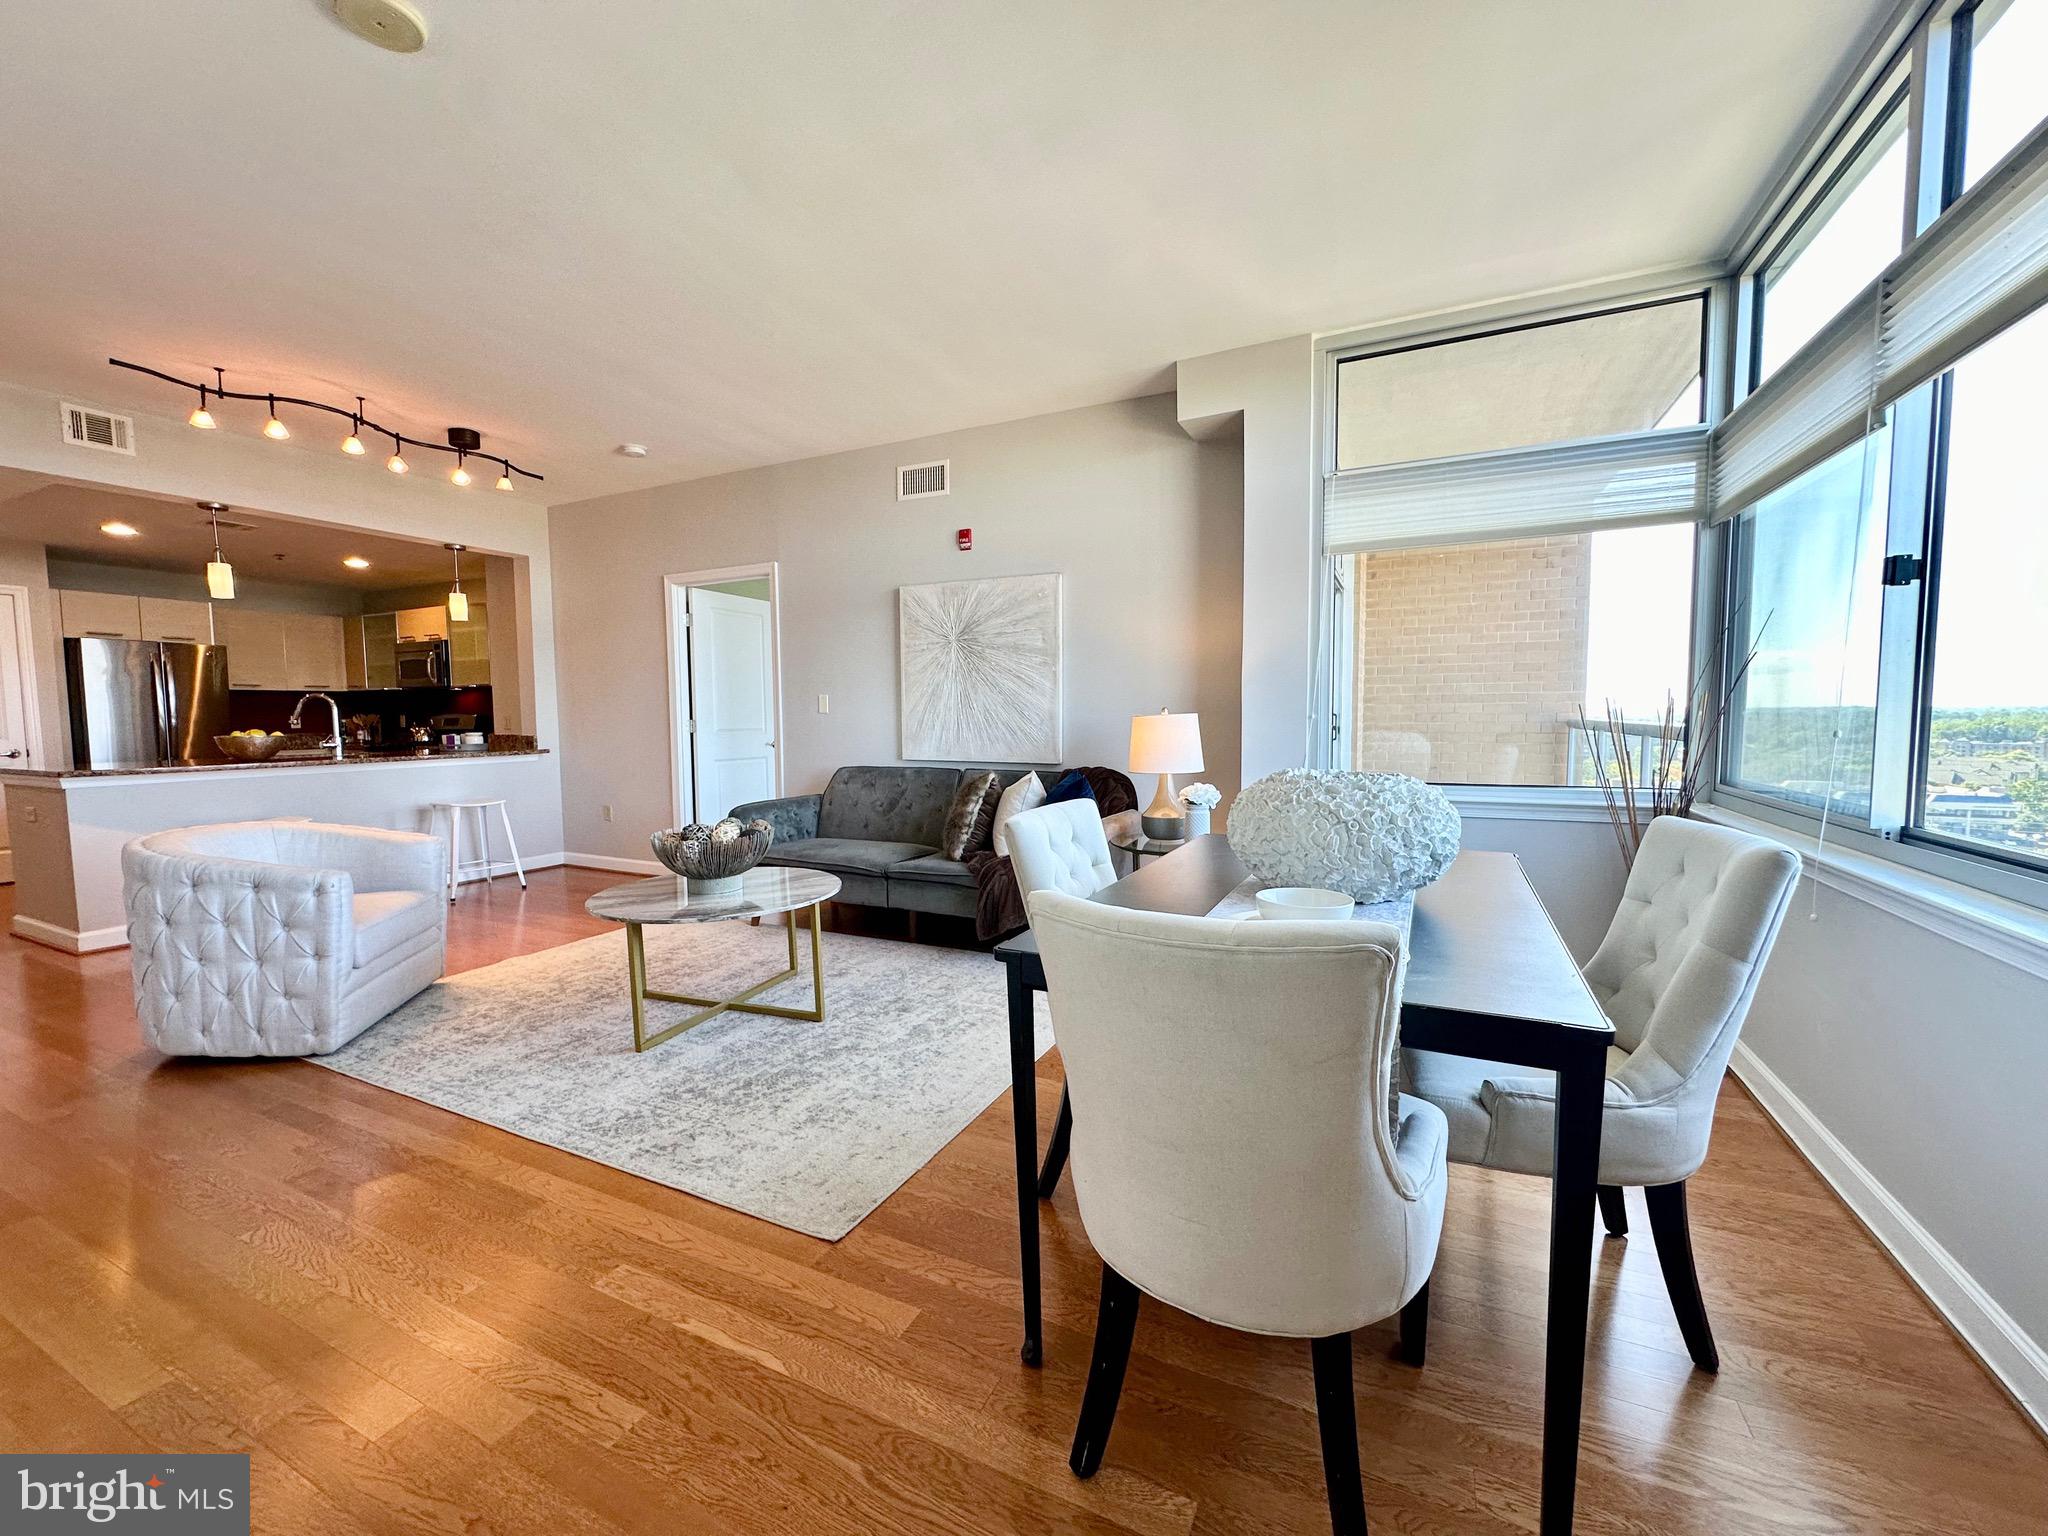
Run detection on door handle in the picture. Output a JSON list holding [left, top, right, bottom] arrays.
[[2, 749, 22, 759]]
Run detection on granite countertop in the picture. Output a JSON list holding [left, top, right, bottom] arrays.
[[4, 742, 549, 781]]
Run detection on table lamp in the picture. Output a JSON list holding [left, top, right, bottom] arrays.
[[1130, 709, 1204, 841]]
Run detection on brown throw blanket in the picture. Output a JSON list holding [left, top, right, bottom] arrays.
[[965, 767, 1137, 942]]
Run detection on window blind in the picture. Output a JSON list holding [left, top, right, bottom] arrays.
[[1878, 112, 2048, 401], [1711, 113, 2048, 522], [1322, 425, 1710, 554]]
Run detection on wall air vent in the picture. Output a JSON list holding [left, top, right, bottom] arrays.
[[898, 459, 949, 500], [61, 403, 136, 456]]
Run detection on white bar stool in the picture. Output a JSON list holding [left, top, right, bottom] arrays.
[[429, 799, 527, 902]]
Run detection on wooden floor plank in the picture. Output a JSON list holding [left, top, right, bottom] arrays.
[[1, 868, 2042, 1536]]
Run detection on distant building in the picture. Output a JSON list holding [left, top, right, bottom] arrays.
[[1924, 787, 2018, 838]]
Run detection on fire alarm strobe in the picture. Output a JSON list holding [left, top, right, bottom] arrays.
[[957, 528, 972, 551]]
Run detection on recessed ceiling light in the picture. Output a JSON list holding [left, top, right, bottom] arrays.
[[342, 555, 371, 570], [100, 520, 141, 538], [616, 443, 649, 458]]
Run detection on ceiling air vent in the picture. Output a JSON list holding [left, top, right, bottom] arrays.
[[61, 403, 136, 456], [898, 459, 949, 500]]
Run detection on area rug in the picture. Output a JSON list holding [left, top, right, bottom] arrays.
[[315, 922, 1052, 1240]]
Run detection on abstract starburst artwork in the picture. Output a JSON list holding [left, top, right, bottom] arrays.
[[899, 573, 1063, 762]]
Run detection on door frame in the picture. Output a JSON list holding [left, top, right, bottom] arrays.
[[0, 583, 48, 885], [662, 562, 784, 827]]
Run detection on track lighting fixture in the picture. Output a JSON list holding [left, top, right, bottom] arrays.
[[110, 359, 542, 488], [445, 543, 469, 623]]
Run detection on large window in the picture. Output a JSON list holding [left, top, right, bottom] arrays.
[[1719, 0, 2048, 900], [1917, 303, 2048, 858], [1726, 434, 1891, 819], [1754, 102, 1908, 381], [1330, 297, 1707, 787]]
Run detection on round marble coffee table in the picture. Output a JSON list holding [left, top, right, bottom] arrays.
[[585, 866, 840, 1052]]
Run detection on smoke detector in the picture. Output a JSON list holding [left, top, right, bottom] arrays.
[[332, 0, 428, 53], [616, 443, 650, 458]]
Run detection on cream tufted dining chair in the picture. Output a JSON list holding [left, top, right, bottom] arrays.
[[1404, 816, 1798, 1371], [1006, 799, 1119, 905], [1005, 799, 1121, 1198], [1030, 890, 1446, 1535], [123, 820, 447, 1057]]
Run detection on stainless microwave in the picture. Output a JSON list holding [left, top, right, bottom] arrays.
[[395, 638, 448, 687]]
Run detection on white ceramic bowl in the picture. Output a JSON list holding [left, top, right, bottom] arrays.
[[1253, 886, 1355, 922]]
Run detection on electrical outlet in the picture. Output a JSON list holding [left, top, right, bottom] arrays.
[[817, 694, 830, 714], [601, 804, 614, 823]]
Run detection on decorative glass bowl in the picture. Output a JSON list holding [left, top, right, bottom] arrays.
[[214, 733, 286, 762]]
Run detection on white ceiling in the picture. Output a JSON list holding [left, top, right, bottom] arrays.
[[0, 480, 466, 588], [0, 0, 1889, 503]]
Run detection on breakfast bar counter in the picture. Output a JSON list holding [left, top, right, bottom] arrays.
[[3, 746, 564, 953]]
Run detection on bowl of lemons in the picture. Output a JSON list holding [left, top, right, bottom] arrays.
[[214, 729, 287, 762]]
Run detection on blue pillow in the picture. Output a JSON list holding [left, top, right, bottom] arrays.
[[1041, 769, 1096, 806]]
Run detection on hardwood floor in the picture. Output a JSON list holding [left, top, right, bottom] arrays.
[[2, 867, 2043, 1534]]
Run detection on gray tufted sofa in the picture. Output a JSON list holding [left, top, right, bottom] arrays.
[[733, 765, 1137, 920], [123, 820, 447, 1057]]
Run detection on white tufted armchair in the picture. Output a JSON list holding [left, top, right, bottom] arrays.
[[123, 820, 448, 1057], [1404, 815, 1798, 1371], [1006, 800, 1119, 905]]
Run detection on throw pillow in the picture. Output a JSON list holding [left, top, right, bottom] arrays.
[[991, 772, 1047, 858], [940, 771, 1000, 860], [1041, 768, 1098, 807]]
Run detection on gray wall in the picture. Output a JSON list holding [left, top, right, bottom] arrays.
[[550, 393, 1243, 860]]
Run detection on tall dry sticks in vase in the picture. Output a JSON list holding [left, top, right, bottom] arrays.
[[1579, 616, 1765, 869]]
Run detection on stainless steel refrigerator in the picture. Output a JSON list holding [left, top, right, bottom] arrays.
[[65, 637, 233, 769]]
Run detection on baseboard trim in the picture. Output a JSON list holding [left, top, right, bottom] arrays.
[[11, 914, 128, 954], [1731, 1042, 2048, 1436], [560, 852, 665, 876]]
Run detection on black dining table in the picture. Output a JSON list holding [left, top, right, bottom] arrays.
[[995, 835, 1612, 1536]]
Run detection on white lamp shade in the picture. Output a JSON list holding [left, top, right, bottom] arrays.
[[447, 588, 470, 623], [205, 560, 235, 600], [1129, 711, 1203, 774]]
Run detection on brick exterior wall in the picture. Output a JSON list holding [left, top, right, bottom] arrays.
[[1350, 535, 1591, 785]]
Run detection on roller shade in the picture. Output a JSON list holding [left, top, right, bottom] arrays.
[[1322, 425, 1710, 554], [1709, 281, 1880, 519], [1879, 112, 2048, 400], [1711, 114, 2048, 521]]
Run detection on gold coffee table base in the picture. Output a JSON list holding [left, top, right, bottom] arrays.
[[625, 902, 826, 1052]]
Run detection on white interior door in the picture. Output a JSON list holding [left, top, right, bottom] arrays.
[[688, 587, 779, 823], [0, 585, 44, 884]]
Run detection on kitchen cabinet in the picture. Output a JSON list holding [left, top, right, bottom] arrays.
[[282, 613, 347, 690], [138, 597, 213, 644], [361, 612, 398, 689], [450, 601, 490, 686], [214, 608, 289, 689], [394, 605, 447, 643], [59, 590, 143, 640], [343, 615, 366, 689]]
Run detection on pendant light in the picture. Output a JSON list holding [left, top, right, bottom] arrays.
[[262, 394, 290, 440], [342, 397, 367, 455], [386, 432, 408, 474], [450, 450, 472, 487], [444, 543, 469, 623], [188, 366, 224, 429], [201, 502, 236, 600]]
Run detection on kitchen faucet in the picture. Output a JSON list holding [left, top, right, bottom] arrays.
[[289, 693, 344, 761]]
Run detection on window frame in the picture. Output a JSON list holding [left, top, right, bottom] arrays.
[[1712, 0, 2048, 909]]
